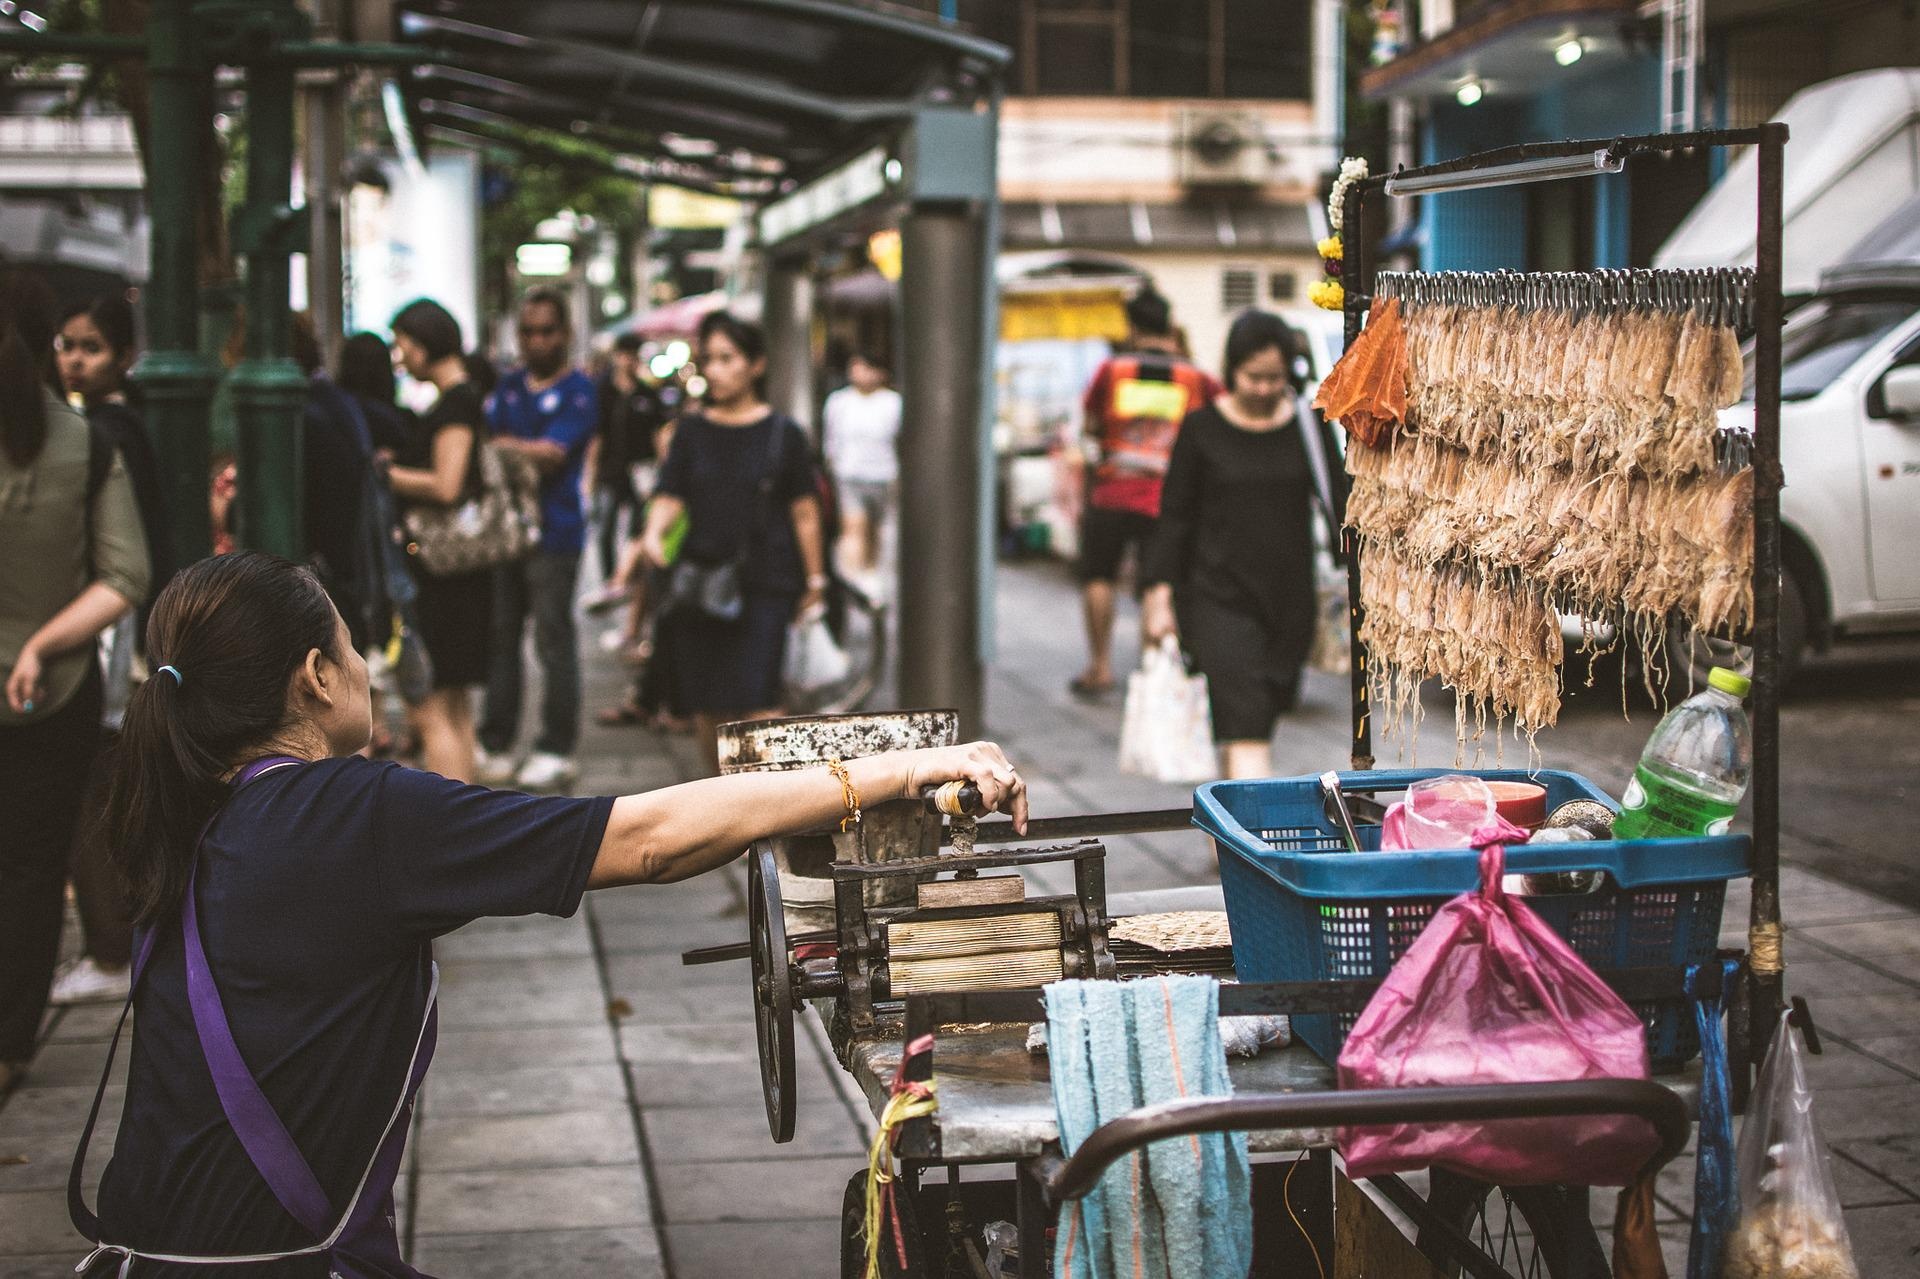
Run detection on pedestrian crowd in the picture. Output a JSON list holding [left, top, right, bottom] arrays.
[[0, 262, 1323, 1108]]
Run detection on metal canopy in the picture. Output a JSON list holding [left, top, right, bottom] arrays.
[[393, 0, 1009, 196]]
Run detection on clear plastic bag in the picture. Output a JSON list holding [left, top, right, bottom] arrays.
[[1336, 841, 1658, 1186], [1117, 639, 1217, 784], [784, 605, 852, 694], [1723, 1014, 1861, 1279], [1381, 774, 1499, 850]]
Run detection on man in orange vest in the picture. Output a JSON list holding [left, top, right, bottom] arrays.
[[1071, 287, 1221, 698]]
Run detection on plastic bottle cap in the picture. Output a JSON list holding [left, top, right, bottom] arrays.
[[1707, 667, 1751, 698]]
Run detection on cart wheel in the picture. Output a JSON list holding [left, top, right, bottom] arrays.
[[1419, 1170, 1610, 1279], [840, 1167, 929, 1278]]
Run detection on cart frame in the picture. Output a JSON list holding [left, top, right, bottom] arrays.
[[1335, 125, 1790, 1070]]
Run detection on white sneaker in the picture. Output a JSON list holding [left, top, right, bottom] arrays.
[[476, 749, 519, 786], [514, 751, 578, 792], [49, 957, 130, 1006]]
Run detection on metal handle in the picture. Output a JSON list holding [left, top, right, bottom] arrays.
[[920, 781, 986, 817], [1040, 1078, 1692, 1207]]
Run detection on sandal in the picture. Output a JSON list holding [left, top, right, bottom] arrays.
[[1068, 674, 1116, 700], [596, 700, 649, 727]]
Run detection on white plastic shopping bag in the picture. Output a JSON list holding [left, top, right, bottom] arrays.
[[1119, 639, 1218, 783], [785, 605, 852, 694]]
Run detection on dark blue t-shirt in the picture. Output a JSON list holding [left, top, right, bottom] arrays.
[[487, 367, 598, 554], [654, 411, 815, 597], [93, 757, 613, 1274]]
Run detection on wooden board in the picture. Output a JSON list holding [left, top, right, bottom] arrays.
[[916, 875, 1026, 909], [1335, 1172, 1447, 1279]]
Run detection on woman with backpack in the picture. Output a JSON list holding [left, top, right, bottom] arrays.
[[44, 294, 175, 1009], [0, 268, 151, 1094], [379, 299, 492, 783], [639, 312, 827, 770]]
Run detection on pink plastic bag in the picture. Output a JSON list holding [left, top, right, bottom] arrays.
[[1336, 840, 1658, 1186]]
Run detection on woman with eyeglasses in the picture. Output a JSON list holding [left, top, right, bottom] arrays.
[[1140, 309, 1342, 780]]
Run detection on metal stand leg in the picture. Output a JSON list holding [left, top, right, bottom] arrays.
[[1016, 1157, 1051, 1279]]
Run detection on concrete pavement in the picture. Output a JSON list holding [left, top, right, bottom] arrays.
[[2, 558, 1916, 1276]]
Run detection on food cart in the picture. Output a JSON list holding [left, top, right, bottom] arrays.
[[693, 125, 1789, 1277]]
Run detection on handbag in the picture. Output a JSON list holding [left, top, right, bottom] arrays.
[[662, 418, 787, 622], [402, 438, 542, 576]]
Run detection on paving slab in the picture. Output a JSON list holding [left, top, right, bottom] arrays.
[[1833, 1133, 1920, 1201], [664, 1218, 842, 1279], [655, 1155, 859, 1223], [0, 1189, 90, 1255], [429, 1023, 620, 1072], [642, 1100, 866, 1164], [414, 1108, 640, 1172], [626, 1054, 836, 1110], [411, 1165, 651, 1236], [421, 1062, 628, 1119], [410, 1227, 666, 1278], [435, 955, 612, 1029]]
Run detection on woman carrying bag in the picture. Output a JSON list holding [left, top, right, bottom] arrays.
[[67, 550, 1027, 1276], [1140, 310, 1341, 780], [379, 299, 492, 782], [639, 312, 828, 770]]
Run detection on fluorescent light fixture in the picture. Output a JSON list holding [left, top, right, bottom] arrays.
[[514, 242, 573, 277], [1384, 148, 1625, 197], [19, 9, 46, 31], [1555, 38, 1584, 66], [1455, 80, 1484, 106]]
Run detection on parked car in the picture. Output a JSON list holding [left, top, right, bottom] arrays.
[[1669, 272, 1920, 685]]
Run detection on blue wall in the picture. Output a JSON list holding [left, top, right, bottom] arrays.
[[1418, 56, 1661, 272]]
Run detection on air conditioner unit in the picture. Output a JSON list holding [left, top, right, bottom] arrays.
[[1177, 108, 1270, 188]]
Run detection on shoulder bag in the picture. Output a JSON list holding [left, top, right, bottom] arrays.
[[663, 417, 787, 623], [402, 422, 542, 576]]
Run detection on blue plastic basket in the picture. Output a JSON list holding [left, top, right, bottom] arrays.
[[1196, 769, 1750, 1071]]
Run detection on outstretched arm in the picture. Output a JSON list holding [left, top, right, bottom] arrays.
[[587, 742, 1028, 888]]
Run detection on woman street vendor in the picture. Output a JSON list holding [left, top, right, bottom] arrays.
[[71, 550, 1027, 1277]]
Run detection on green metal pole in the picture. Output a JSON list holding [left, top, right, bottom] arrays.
[[229, 49, 308, 560], [133, 0, 222, 562]]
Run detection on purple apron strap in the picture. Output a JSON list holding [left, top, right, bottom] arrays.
[[71, 753, 432, 1272], [180, 864, 337, 1237]]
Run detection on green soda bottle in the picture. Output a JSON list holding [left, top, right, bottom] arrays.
[[1613, 667, 1753, 840]]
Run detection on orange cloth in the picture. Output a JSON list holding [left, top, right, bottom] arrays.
[[1312, 298, 1408, 448]]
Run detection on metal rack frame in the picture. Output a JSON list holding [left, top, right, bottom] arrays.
[[1337, 124, 1790, 1063]]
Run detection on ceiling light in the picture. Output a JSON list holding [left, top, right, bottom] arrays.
[[1455, 80, 1484, 107], [1555, 39, 1584, 66], [1384, 147, 1625, 197]]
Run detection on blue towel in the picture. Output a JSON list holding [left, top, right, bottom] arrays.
[[1046, 976, 1253, 1279]]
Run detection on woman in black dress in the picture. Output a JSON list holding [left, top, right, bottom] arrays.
[[1141, 310, 1340, 779], [381, 299, 492, 782], [639, 312, 827, 770]]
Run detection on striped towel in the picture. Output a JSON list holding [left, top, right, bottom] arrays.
[[1045, 976, 1253, 1279]]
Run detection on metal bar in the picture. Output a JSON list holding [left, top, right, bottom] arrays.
[[1043, 1079, 1693, 1206], [1016, 1158, 1054, 1279], [969, 807, 1192, 846], [1369, 1173, 1521, 1279], [1365, 127, 1767, 193], [831, 842, 1100, 879], [903, 965, 1715, 1027], [133, 0, 222, 563], [1747, 122, 1789, 1067], [1342, 181, 1375, 769]]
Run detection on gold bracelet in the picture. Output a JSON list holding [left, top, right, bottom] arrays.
[[826, 757, 861, 832]]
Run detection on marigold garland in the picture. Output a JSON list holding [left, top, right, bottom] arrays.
[[1314, 157, 1369, 310]]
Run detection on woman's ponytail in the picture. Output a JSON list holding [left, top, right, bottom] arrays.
[[101, 552, 341, 923]]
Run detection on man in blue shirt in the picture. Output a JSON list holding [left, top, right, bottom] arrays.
[[478, 288, 598, 790]]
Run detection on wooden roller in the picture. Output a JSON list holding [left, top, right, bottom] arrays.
[[887, 912, 1061, 961], [889, 947, 1065, 995]]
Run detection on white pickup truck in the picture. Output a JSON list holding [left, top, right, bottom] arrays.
[[1685, 273, 1920, 683]]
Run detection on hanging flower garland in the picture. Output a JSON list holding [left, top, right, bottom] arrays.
[[1311, 156, 1369, 311]]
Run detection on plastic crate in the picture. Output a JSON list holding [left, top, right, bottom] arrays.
[[1196, 769, 1750, 1071]]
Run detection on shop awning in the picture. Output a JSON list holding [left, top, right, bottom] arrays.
[[1002, 200, 1315, 254], [392, 0, 1008, 197]]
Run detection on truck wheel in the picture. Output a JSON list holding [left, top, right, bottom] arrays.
[[1665, 569, 1807, 693]]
